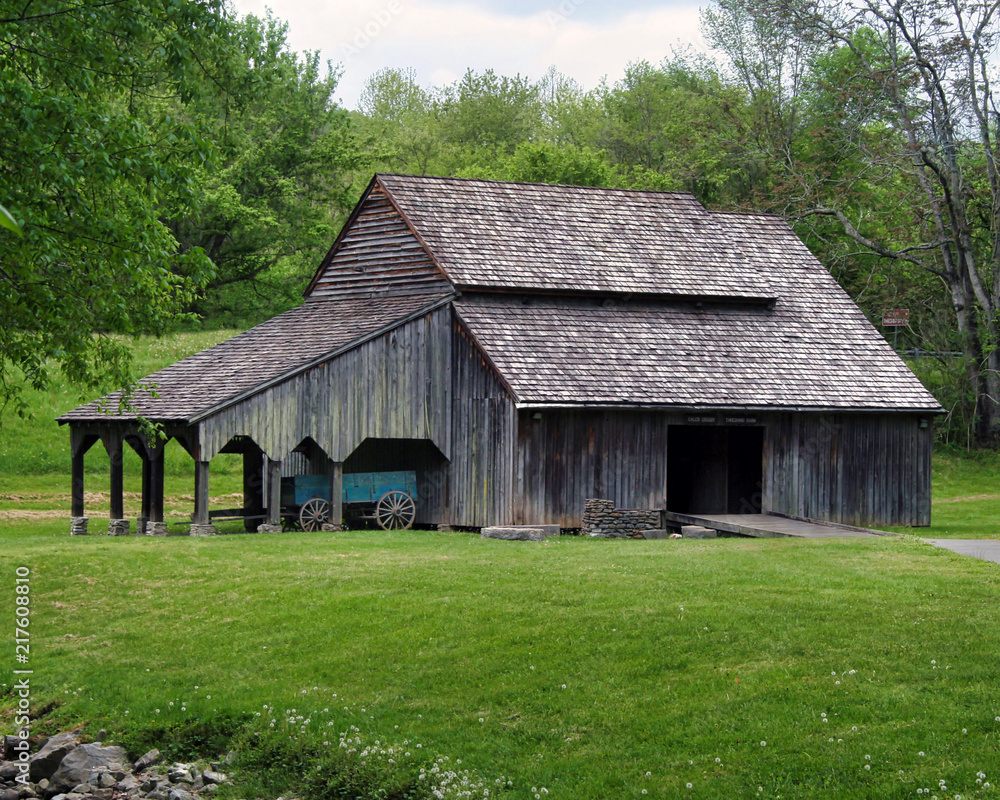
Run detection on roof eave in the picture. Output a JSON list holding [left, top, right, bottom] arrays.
[[515, 401, 945, 414]]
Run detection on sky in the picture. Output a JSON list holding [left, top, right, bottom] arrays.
[[228, 0, 710, 109]]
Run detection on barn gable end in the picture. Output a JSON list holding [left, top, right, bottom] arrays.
[[306, 181, 452, 299]]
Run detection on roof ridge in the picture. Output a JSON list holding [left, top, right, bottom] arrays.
[[377, 172, 699, 199]]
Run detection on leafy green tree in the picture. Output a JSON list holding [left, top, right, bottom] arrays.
[[706, 0, 1000, 444], [0, 0, 238, 417], [166, 13, 370, 323]]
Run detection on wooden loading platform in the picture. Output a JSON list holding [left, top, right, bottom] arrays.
[[663, 512, 881, 539]]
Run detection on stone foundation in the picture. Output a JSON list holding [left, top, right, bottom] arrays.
[[257, 523, 283, 533], [69, 516, 89, 536], [189, 524, 216, 536], [320, 522, 343, 532], [583, 499, 660, 538], [107, 518, 130, 536], [681, 525, 718, 539], [146, 521, 170, 536], [481, 526, 546, 541]]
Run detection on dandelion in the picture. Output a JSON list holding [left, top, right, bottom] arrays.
[[919, 752, 925, 756], [562, 684, 567, 689], [865, 755, 871, 760], [715, 757, 721, 763], [761, 741, 767, 747], [479, 718, 484, 723], [646, 772, 651, 777], [963, 729, 968, 734], [864, 765, 871, 771], [687, 783, 693, 789]]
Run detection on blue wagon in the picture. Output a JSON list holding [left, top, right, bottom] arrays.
[[280, 470, 418, 531]]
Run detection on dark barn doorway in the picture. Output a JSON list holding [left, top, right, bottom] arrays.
[[667, 426, 764, 514]]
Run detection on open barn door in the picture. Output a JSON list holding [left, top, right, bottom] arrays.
[[667, 425, 764, 514]]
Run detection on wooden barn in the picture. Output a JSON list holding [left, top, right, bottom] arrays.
[[59, 174, 942, 535]]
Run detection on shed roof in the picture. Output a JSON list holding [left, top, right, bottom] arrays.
[[354, 174, 776, 301], [58, 293, 452, 423]]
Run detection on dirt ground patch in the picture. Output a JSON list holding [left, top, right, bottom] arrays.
[[935, 493, 1000, 504]]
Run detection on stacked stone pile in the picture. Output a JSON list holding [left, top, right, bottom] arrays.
[[582, 499, 660, 538], [0, 732, 230, 800]]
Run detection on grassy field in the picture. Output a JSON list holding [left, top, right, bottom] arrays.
[[0, 524, 998, 799]]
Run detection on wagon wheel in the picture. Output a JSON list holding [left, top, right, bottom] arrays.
[[299, 497, 330, 532], [375, 490, 415, 530]]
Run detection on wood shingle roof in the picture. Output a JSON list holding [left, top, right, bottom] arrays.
[[453, 209, 940, 411], [369, 174, 776, 300]]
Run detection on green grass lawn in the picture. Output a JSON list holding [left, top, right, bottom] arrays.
[[1, 522, 999, 799], [3, 335, 1000, 798]]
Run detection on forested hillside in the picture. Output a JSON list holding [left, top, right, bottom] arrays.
[[2, 0, 997, 445]]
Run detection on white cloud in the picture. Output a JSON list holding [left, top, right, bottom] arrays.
[[229, 0, 709, 108]]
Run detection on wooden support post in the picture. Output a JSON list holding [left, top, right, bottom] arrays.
[[149, 448, 165, 524], [106, 433, 124, 521], [140, 454, 152, 523], [71, 449, 85, 518], [329, 460, 343, 530], [243, 445, 265, 532], [266, 458, 282, 527], [193, 460, 211, 525]]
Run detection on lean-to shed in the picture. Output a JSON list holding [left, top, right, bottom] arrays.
[[59, 174, 942, 534]]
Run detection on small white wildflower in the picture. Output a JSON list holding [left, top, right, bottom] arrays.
[[761, 741, 766, 747], [687, 783, 693, 789]]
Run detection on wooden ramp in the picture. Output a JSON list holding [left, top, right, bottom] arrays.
[[663, 512, 880, 539]]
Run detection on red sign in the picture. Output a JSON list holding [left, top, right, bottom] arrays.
[[882, 309, 910, 326]]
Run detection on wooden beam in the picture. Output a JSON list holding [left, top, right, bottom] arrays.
[[71, 449, 85, 518], [149, 450, 165, 523], [243, 445, 265, 532], [329, 460, 343, 529], [266, 458, 282, 526], [193, 460, 211, 525], [140, 455, 152, 522], [105, 432, 124, 520]]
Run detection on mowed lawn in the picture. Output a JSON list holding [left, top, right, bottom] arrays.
[[1, 522, 999, 799]]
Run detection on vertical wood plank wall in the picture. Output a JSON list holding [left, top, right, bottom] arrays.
[[516, 409, 670, 528], [199, 307, 453, 464], [763, 413, 932, 527], [447, 322, 517, 527]]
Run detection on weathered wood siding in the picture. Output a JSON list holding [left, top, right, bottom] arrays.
[[763, 412, 932, 527], [199, 307, 453, 464], [515, 410, 931, 529], [516, 409, 670, 528], [447, 322, 517, 527], [309, 187, 452, 299]]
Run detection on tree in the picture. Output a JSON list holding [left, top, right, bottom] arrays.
[[0, 0, 241, 417], [166, 13, 370, 323], [705, 0, 1000, 444]]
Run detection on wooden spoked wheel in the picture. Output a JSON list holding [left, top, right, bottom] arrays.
[[299, 497, 330, 532], [375, 490, 416, 530]]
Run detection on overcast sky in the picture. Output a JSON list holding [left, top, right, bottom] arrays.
[[228, 0, 710, 109]]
